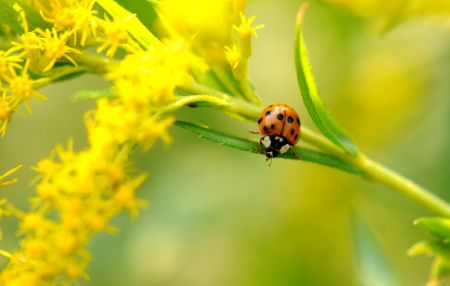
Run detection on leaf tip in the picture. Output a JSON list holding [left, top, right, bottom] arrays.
[[296, 3, 309, 27]]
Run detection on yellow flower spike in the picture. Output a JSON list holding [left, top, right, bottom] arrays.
[[9, 67, 47, 114], [35, 29, 81, 72], [0, 92, 17, 136], [19, 213, 47, 233], [11, 30, 43, 65], [41, 2, 96, 31], [234, 13, 264, 59], [23, 238, 48, 260], [53, 230, 78, 255], [157, 0, 244, 44], [65, 258, 89, 279], [0, 165, 22, 187], [0, 249, 12, 258], [113, 173, 148, 218], [225, 44, 241, 70], [135, 116, 174, 150], [0, 49, 22, 82], [96, 14, 133, 58], [84, 211, 107, 232]]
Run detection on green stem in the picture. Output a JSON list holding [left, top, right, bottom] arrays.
[[157, 95, 228, 115], [71, 53, 114, 74], [355, 155, 450, 217], [68, 48, 450, 217], [183, 82, 450, 217]]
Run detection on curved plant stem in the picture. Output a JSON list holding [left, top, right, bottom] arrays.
[[355, 155, 450, 217], [157, 95, 229, 115], [183, 81, 450, 217], [73, 50, 450, 217], [71, 53, 114, 74]]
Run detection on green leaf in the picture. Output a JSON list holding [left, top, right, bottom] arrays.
[[294, 4, 358, 155], [352, 216, 400, 286], [175, 121, 363, 174], [408, 240, 450, 260], [96, 0, 162, 50], [0, 0, 49, 34], [410, 216, 450, 285], [414, 217, 450, 241], [72, 88, 115, 101], [0, 0, 24, 34]]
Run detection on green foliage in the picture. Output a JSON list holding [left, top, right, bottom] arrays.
[[175, 121, 363, 174], [0, 0, 49, 33], [294, 4, 358, 155], [73, 88, 115, 101], [352, 216, 400, 286], [409, 217, 450, 284]]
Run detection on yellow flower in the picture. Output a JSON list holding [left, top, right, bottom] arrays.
[[0, 165, 22, 187], [0, 49, 22, 82], [96, 14, 135, 58], [36, 28, 80, 72], [156, 0, 245, 63], [9, 71, 47, 114], [225, 44, 241, 69], [0, 92, 17, 136], [135, 116, 174, 150], [234, 13, 264, 59]]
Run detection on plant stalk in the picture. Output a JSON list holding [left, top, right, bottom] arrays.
[[182, 85, 450, 217]]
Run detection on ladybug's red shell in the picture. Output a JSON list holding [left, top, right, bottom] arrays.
[[257, 103, 301, 145]]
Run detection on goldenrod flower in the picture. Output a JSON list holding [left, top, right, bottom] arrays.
[[156, 0, 245, 63], [225, 44, 241, 69], [36, 28, 80, 72], [0, 165, 22, 187], [234, 13, 264, 59], [96, 14, 135, 58], [0, 92, 17, 136], [9, 70, 47, 114], [0, 50, 22, 82]]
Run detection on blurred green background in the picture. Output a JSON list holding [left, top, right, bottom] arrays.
[[1, 0, 450, 285]]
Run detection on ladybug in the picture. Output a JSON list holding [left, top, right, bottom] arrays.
[[257, 103, 301, 161]]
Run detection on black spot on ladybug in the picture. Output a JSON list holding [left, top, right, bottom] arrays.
[[277, 114, 284, 120], [294, 134, 298, 140], [265, 111, 271, 116], [290, 129, 295, 135], [271, 124, 275, 129], [296, 117, 300, 124], [287, 116, 293, 123], [263, 126, 269, 132], [258, 117, 262, 124]]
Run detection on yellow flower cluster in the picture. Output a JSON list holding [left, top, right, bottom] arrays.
[[0, 0, 261, 283], [0, 140, 148, 285], [0, 0, 144, 136], [0, 0, 213, 284]]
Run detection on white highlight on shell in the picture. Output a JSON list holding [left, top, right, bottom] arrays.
[[262, 136, 271, 148], [280, 144, 290, 154]]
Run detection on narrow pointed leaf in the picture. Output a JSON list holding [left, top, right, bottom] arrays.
[[72, 88, 115, 100], [414, 217, 450, 240], [0, 0, 49, 34], [352, 216, 400, 286], [175, 121, 362, 174], [294, 4, 358, 155]]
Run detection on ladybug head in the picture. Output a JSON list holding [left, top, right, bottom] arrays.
[[259, 135, 291, 160]]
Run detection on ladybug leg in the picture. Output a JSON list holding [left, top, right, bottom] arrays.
[[265, 156, 273, 167], [291, 149, 301, 160], [256, 144, 263, 153], [248, 130, 260, 134]]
